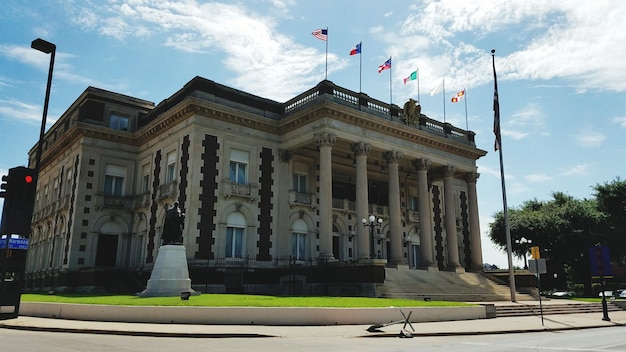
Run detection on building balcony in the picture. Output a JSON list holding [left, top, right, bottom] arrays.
[[220, 180, 258, 201], [133, 192, 152, 209], [406, 210, 420, 223], [95, 193, 132, 210], [157, 181, 178, 200]]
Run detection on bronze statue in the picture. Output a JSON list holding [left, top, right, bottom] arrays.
[[161, 201, 185, 245], [402, 98, 421, 126]]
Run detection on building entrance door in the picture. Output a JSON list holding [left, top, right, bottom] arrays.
[[95, 234, 118, 267]]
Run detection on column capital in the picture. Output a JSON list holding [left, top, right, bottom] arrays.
[[465, 171, 480, 184], [443, 165, 456, 177], [412, 158, 431, 171], [383, 151, 403, 164], [351, 142, 371, 156], [314, 132, 336, 147]]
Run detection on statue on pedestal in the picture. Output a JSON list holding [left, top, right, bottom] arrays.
[[161, 201, 185, 245]]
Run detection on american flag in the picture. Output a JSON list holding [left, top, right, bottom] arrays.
[[312, 28, 328, 41]]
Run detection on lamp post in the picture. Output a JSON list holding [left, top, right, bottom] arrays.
[[30, 38, 56, 173], [515, 237, 532, 269], [362, 215, 382, 259]]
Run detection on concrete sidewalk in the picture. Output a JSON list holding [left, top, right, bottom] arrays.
[[1, 308, 625, 338]]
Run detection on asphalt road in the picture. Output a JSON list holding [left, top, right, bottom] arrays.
[[3, 326, 626, 352]]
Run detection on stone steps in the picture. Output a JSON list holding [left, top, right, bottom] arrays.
[[379, 267, 535, 301], [495, 302, 624, 317]]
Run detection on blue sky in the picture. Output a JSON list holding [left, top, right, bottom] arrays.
[[1, 0, 625, 268]]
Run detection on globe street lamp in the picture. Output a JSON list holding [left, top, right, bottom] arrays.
[[515, 237, 532, 269], [30, 38, 56, 173], [362, 215, 382, 259]]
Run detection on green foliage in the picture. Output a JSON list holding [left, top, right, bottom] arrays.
[[488, 183, 622, 293], [21, 293, 470, 307]]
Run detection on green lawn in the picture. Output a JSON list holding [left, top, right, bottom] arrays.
[[21, 293, 471, 308]]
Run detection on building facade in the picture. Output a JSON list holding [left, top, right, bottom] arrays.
[[24, 77, 487, 294]]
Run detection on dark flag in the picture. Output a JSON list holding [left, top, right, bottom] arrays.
[[492, 51, 501, 151]]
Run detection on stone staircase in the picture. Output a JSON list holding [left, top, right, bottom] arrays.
[[378, 266, 536, 301], [495, 301, 624, 317]]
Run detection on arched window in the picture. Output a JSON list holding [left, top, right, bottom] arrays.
[[226, 212, 246, 258], [292, 219, 308, 261]]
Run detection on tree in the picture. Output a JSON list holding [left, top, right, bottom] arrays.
[[593, 178, 626, 265], [488, 192, 606, 293]]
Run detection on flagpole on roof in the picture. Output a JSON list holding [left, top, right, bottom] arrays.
[[389, 56, 393, 119], [359, 42, 362, 92], [325, 27, 329, 80], [442, 78, 446, 123], [492, 49, 516, 302], [464, 88, 468, 130], [417, 67, 420, 103]]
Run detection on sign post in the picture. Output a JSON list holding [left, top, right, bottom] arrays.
[[589, 245, 612, 322], [528, 246, 547, 326]]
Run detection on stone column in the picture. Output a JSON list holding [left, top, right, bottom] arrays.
[[443, 165, 462, 272], [315, 132, 336, 261], [384, 151, 403, 265], [352, 142, 371, 260], [466, 171, 483, 271], [413, 158, 435, 269]]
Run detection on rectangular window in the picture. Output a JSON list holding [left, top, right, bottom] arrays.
[[166, 151, 176, 183], [293, 174, 307, 193], [408, 195, 418, 211], [229, 149, 249, 184], [104, 164, 126, 196], [292, 232, 306, 261], [141, 164, 150, 192], [104, 175, 124, 196], [110, 114, 129, 131], [225, 227, 244, 258]]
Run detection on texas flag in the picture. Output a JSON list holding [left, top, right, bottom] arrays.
[[350, 42, 361, 56]]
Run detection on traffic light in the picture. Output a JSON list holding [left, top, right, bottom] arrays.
[[0, 167, 37, 238]]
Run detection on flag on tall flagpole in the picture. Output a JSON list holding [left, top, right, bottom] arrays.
[[311, 28, 328, 41], [450, 89, 465, 102], [349, 42, 361, 55], [430, 80, 444, 96], [492, 48, 515, 302], [403, 70, 417, 85], [312, 28, 329, 80], [350, 42, 362, 92], [378, 57, 391, 73]]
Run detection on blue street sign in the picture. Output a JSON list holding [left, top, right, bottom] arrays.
[[0, 237, 29, 249], [589, 245, 613, 278]]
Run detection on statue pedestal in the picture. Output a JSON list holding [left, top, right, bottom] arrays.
[[137, 245, 198, 297]]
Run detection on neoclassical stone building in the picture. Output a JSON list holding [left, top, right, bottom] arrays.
[[24, 77, 486, 294]]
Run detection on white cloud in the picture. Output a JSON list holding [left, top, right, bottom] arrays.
[[526, 173, 552, 183], [61, 1, 340, 100], [560, 163, 590, 176], [575, 130, 606, 147], [613, 116, 626, 128], [0, 98, 46, 123]]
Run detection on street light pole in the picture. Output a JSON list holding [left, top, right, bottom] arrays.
[[362, 215, 382, 259], [30, 38, 56, 173]]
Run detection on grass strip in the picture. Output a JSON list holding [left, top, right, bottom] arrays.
[[22, 293, 472, 308]]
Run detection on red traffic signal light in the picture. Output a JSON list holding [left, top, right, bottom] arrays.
[[0, 167, 37, 238]]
